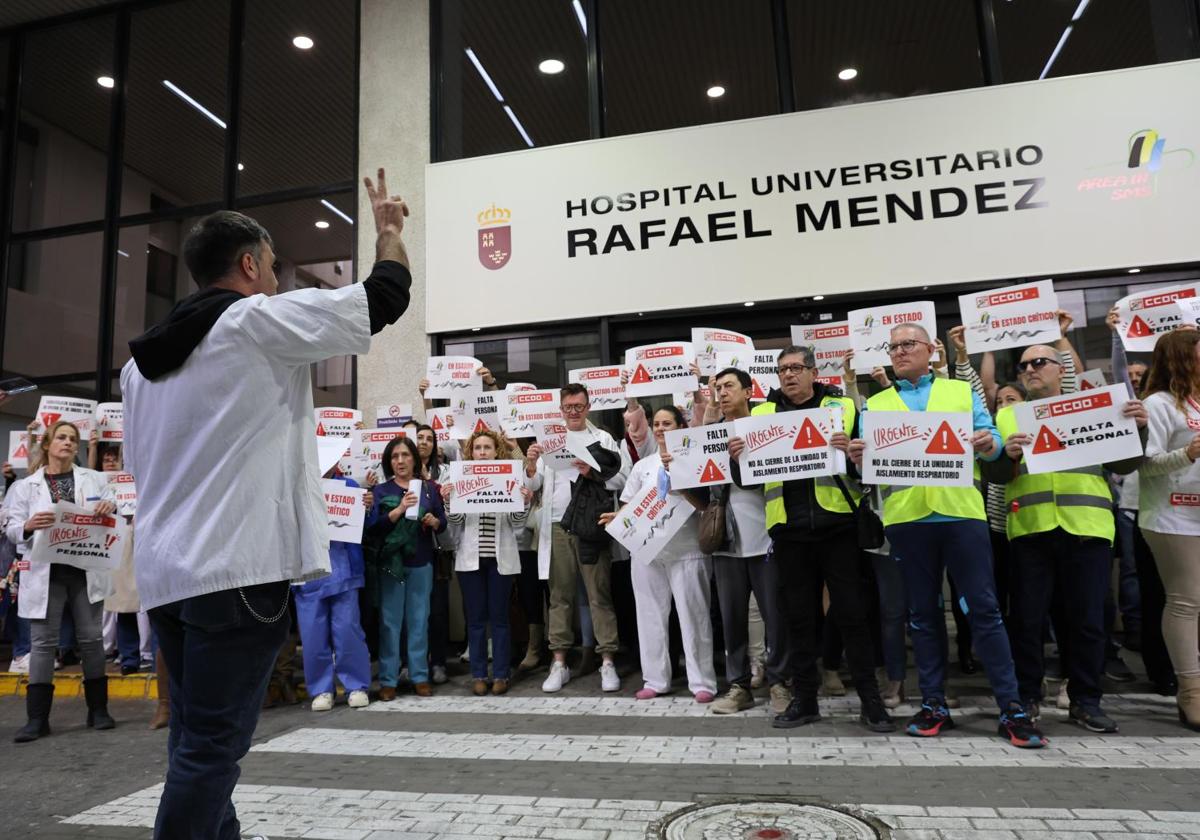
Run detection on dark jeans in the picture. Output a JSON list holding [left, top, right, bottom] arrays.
[[1135, 512, 1176, 689], [1116, 508, 1142, 628], [887, 519, 1020, 710], [712, 553, 787, 688], [517, 549, 548, 626], [775, 531, 880, 702], [116, 612, 141, 670], [1010, 528, 1110, 709], [458, 559, 513, 681], [149, 581, 291, 840]]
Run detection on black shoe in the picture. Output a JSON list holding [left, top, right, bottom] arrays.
[[1069, 703, 1119, 733], [1154, 679, 1179, 697], [83, 678, 116, 730], [859, 696, 896, 733], [14, 683, 54, 743], [958, 656, 978, 675], [999, 703, 1047, 748], [906, 700, 954, 737], [120, 664, 140, 676], [1122, 627, 1142, 652], [772, 695, 821, 729], [1105, 656, 1136, 683]]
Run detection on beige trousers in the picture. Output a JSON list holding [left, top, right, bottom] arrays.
[[1142, 529, 1200, 679], [547, 524, 620, 655]]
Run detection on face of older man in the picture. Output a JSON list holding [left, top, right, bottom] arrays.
[[887, 325, 933, 382], [1017, 344, 1063, 399]]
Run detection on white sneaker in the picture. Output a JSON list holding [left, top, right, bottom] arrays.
[[310, 692, 334, 712], [600, 661, 620, 692], [431, 665, 447, 684], [347, 690, 369, 708], [542, 661, 570, 692], [7, 653, 30, 674]]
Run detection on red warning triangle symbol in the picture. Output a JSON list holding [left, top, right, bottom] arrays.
[[630, 364, 652, 385], [924, 420, 967, 454], [699, 459, 726, 483], [1031, 425, 1067, 454], [316, 422, 327, 435], [751, 379, 766, 401], [12, 442, 27, 458], [40, 412, 61, 428], [431, 414, 444, 430], [474, 418, 488, 432], [1079, 378, 1095, 390], [1127, 315, 1153, 338], [793, 417, 828, 449]]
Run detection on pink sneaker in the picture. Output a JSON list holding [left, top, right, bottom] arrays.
[[635, 687, 659, 700], [694, 691, 715, 704]]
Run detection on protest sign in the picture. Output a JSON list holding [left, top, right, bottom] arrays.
[[323, 478, 366, 544], [605, 485, 694, 564], [1011, 385, 1142, 474], [106, 472, 137, 516], [692, 328, 754, 377], [425, 356, 482, 398], [28, 502, 125, 573], [672, 385, 712, 416], [665, 424, 731, 489], [732, 408, 841, 486], [8, 431, 29, 469], [316, 435, 352, 476], [566, 430, 602, 471], [569, 366, 626, 411], [448, 460, 525, 513], [94, 402, 123, 442], [624, 342, 697, 398], [428, 408, 464, 444], [959, 280, 1061, 354], [534, 420, 579, 473], [860, 411, 974, 487], [1114, 283, 1200, 351], [354, 428, 400, 482], [36, 396, 98, 434], [1177, 297, 1200, 330], [452, 391, 500, 434], [506, 382, 537, 393], [711, 349, 781, 402], [848, 301, 938, 371], [500, 388, 562, 437], [1078, 369, 1108, 390], [793, 321, 857, 377], [314, 407, 361, 438], [376, 402, 413, 429]]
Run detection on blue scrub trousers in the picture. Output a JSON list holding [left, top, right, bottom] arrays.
[[295, 588, 371, 696]]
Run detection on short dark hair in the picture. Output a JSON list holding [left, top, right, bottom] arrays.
[[183, 210, 273, 287], [653, 405, 688, 429], [713, 367, 752, 389], [380, 435, 419, 480], [560, 383, 589, 401], [777, 345, 816, 368]]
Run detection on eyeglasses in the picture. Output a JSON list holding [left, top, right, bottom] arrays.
[[887, 340, 930, 356], [777, 363, 814, 375], [1016, 357, 1061, 373], [561, 403, 589, 414]]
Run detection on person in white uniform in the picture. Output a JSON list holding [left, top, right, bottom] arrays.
[[120, 169, 413, 840]]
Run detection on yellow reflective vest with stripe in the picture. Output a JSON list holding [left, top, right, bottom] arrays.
[[756, 395, 859, 531], [994, 404, 1115, 544], [865, 379, 986, 526]]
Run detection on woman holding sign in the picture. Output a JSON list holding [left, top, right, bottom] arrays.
[[601, 406, 717, 703], [1138, 329, 1200, 730], [5, 421, 118, 742]]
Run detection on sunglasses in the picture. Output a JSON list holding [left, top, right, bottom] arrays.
[[1016, 357, 1061, 373]]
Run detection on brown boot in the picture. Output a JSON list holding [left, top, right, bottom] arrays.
[[150, 651, 170, 730], [414, 682, 433, 697], [472, 679, 489, 696], [491, 679, 509, 696], [517, 624, 545, 672], [1177, 675, 1200, 731]]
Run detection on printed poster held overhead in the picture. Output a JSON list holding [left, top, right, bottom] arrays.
[[8, 431, 29, 470], [712, 349, 781, 402], [500, 388, 562, 437], [692, 328, 753, 377], [793, 320, 856, 381], [731, 409, 841, 486], [625, 342, 697, 398], [860, 411, 974, 487], [568, 366, 625, 411], [94, 403, 124, 442], [959, 280, 1061, 354], [36, 396, 98, 434], [428, 408, 465, 443], [354, 428, 400, 482], [533, 419, 579, 474], [376, 402, 413, 429], [1011, 385, 1142, 474], [452, 391, 500, 434], [665, 424, 731, 490], [107, 472, 138, 517], [1078, 369, 1108, 390], [848, 301, 939, 371], [1114, 283, 1200, 351], [425, 356, 482, 398]]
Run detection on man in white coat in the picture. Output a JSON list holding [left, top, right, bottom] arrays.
[[121, 169, 412, 840]]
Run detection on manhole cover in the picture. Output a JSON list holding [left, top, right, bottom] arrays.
[[660, 802, 882, 840]]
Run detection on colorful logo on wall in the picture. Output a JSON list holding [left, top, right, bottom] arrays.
[[477, 203, 512, 270], [1127, 129, 1168, 172], [1079, 128, 1194, 201]]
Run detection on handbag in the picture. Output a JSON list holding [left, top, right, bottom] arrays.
[[697, 484, 729, 554], [833, 476, 885, 550]]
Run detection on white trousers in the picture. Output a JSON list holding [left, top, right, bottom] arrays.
[[631, 553, 717, 695]]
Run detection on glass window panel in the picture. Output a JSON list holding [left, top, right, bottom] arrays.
[[0, 379, 98, 477], [122, 0, 229, 214], [601, 0, 778, 137], [238, 0, 356, 196], [112, 222, 193, 375], [788, 0, 984, 110], [14, 15, 115, 232], [437, 0, 589, 160]]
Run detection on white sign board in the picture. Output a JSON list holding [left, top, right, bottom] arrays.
[[848, 301, 938, 371], [500, 388, 562, 437], [452, 391, 501, 434], [106, 472, 137, 516], [428, 408, 463, 444], [672, 385, 712, 416], [861, 411, 974, 487], [448, 460, 525, 513], [794, 321, 856, 378], [692, 328, 754, 377], [1115, 284, 1200, 351], [314, 407, 361, 438], [1078, 369, 1108, 390], [323, 478, 366, 544], [624, 342, 697, 398], [711, 349, 781, 403], [534, 419, 578, 473], [1178, 297, 1200, 330], [316, 435, 352, 476], [605, 485, 695, 564], [569, 365, 626, 411], [355, 429, 400, 482], [665, 424, 731, 489], [1011, 385, 1142, 474], [36, 396, 98, 434], [425, 356, 482, 398], [28, 502, 125, 573], [8, 431, 29, 469], [94, 402, 124, 442], [732, 409, 841, 486], [376, 402, 413, 429], [960, 280, 1061, 353]]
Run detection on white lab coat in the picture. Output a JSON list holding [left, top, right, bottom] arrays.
[[451, 511, 527, 576], [120, 283, 371, 610], [2, 466, 116, 619]]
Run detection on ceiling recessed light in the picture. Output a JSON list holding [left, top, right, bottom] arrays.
[[706, 85, 726, 98], [744, 301, 755, 307], [97, 76, 114, 88], [292, 35, 314, 50], [813, 295, 825, 301], [838, 67, 858, 81], [237, 162, 244, 171], [314, 220, 330, 229], [1127, 267, 1141, 273], [538, 58, 565, 75], [471, 327, 481, 332]]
